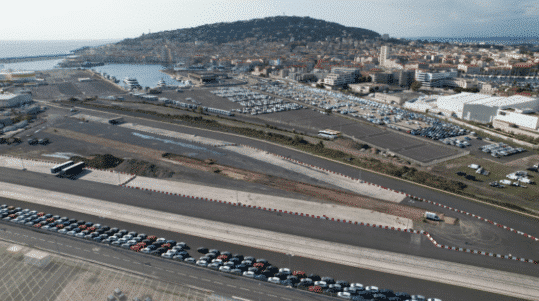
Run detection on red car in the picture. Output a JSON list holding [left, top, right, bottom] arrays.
[[130, 245, 142, 252], [87, 226, 96, 232], [78, 225, 87, 230], [217, 254, 229, 261], [46, 218, 55, 223], [37, 212, 45, 217], [308, 286, 322, 293], [33, 224, 42, 228], [147, 235, 157, 241], [293, 271, 307, 278]]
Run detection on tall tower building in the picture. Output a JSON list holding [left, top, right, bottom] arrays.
[[379, 46, 390, 67]]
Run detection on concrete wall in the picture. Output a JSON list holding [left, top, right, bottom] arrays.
[[462, 104, 499, 124]]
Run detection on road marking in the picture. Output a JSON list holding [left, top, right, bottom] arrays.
[[213, 282, 222, 285], [57, 243, 63, 246], [48, 241, 54, 243], [178, 272, 186, 276], [30, 237, 36, 240], [201, 278, 211, 282], [39, 239, 45, 241], [239, 287, 250, 291], [22, 235, 27, 237], [281, 298, 292, 301], [123, 259, 130, 262], [113, 257, 119, 260], [267, 295, 277, 298], [132, 262, 140, 265], [5, 231, 11, 233], [226, 284, 236, 288], [102, 254, 110, 257], [65, 245, 72, 248], [75, 247, 81, 250], [166, 270, 174, 273], [189, 275, 198, 279]]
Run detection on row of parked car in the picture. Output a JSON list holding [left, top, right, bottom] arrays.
[[0, 204, 442, 301]]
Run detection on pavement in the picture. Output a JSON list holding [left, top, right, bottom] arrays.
[[0, 181, 538, 300], [0, 201, 529, 301], [126, 175, 412, 229], [71, 112, 407, 203]]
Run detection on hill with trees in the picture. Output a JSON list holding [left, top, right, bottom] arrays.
[[118, 16, 380, 45]]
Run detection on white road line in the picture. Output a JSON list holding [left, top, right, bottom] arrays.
[[57, 243, 63, 246], [123, 259, 130, 262], [102, 254, 110, 257], [39, 238, 45, 241], [213, 282, 222, 285], [166, 270, 174, 273], [30, 237, 36, 240], [267, 294, 277, 298], [281, 298, 292, 301], [189, 275, 198, 279], [132, 262, 140, 265], [113, 257, 119, 260], [239, 287, 250, 291], [201, 278, 211, 282], [47, 240, 54, 243], [226, 284, 236, 288], [177, 272, 186, 276]]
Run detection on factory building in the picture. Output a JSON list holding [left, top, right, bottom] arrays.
[[0, 93, 32, 108], [437, 92, 539, 124]]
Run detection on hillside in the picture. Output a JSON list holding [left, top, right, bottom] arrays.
[[119, 16, 379, 45]]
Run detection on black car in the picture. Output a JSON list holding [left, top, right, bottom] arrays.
[[308, 274, 321, 281], [232, 254, 244, 261], [208, 249, 220, 256], [321, 277, 335, 284], [244, 256, 256, 262]]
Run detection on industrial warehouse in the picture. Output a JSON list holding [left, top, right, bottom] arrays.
[[435, 93, 539, 129]]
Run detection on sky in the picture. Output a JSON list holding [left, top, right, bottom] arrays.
[[1, 0, 538, 40]]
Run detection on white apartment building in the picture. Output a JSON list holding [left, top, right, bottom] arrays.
[[415, 69, 458, 88], [323, 68, 360, 87]]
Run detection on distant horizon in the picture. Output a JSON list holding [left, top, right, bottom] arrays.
[[1, 1, 538, 40]]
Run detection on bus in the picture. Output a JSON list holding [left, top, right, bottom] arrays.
[[50, 161, 74, 174], [318, 129, 341, 140]]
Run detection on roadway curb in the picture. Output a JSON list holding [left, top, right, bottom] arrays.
[[235, 146, 539, 243], [119, 184, 538, 265]]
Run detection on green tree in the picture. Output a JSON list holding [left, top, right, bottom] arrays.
[[410, 81, 422, 91]]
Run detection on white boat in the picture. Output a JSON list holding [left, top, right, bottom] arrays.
[[124, 77, 141, 89], [156, 79, 167, 88]]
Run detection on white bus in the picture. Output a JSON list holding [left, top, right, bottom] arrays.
[[318, 129, 341, 140]]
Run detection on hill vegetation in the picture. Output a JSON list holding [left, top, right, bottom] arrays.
[[119, 16, 379, 45]]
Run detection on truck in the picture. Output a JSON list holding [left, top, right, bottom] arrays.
[[424, 211, 441, 221], [50, 161, 74, 174], [57, 162, 85, 178]]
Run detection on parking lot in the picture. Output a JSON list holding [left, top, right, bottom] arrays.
[[0, 203, 442, 301]]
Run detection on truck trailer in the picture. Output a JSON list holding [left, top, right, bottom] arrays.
[[57, 162, 85, 178]]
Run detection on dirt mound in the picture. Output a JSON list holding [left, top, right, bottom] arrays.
[[115, 159, 175, 178], [70, 154, 123, 169]]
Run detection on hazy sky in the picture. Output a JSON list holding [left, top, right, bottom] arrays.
[[1, 0, 538, 40]]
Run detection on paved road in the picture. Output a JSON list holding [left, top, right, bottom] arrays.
[[0, 205, 522, 301], [66, 104, 539, 238], [0, 168, 536, 280]]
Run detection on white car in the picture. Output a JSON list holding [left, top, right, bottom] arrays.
[[196, 260, 208, 267], [219, 266, 231, 273], [314, 281, 328, 288], [337, 292, 352, 299], [278, 268, 291, 275], [366, 286, 379, 293], [267, 277, 281, 284], [242, 271, 256, 278]]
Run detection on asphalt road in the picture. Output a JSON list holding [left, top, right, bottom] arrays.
[[0, 168, 536, 280], [67, 104, 539, 240], [0, 204, 522, 301]]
